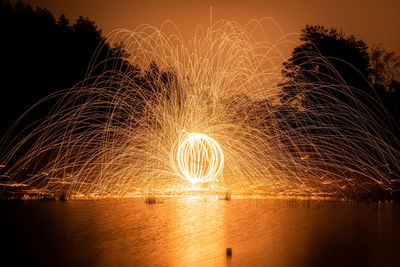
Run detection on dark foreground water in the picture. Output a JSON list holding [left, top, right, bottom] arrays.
[[1, 198, 399, 267]]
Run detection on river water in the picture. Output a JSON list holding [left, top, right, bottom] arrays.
[[1, 198, 399, 266]]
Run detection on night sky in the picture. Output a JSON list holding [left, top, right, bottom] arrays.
[[16, 0, 400, 55]]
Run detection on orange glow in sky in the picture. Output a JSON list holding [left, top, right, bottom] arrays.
[[20, 0, 400, 56]]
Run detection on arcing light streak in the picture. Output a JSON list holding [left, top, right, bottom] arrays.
[[0, 19, 399, 198], [171, 132, 224, 185]]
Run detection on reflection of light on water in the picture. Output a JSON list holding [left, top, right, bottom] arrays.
[[1, 199, 399, 265], [187, 195, 202, 200], [168, 198, 227, 266]]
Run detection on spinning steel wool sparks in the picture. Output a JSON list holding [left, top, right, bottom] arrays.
[[171, 132, 224, 185], [0, 20, 399, 198]]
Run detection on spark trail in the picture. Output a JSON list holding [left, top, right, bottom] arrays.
[[0, 20, 399, 198]]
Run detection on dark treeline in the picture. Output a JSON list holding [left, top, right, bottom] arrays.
[[279, 25, 400, 143], [279, 25, 400, 198], [0, 0, 130, 135], [280, 25, 400, 128], [0, 0, 177, 137]]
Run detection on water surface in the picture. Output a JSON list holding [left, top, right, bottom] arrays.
[[1, 198, 399, 266]]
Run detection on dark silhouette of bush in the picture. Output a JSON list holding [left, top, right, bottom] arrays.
[[0, 0, 130, 135], [279, 25, 400, 141], [278, 25, 400, 197], [280, 25, 371, 107], [369, 44, 400, 128]]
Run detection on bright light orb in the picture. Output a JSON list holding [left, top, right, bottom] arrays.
[[171, 132, 224, 185]]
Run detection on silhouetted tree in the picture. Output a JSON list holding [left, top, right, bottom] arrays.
[[280, 25, 371, 108], [278, 25, 400, 196], [278, 25, 379, 145], [369, 44, 400, 91], [0, 0, 130, 135], [57, 13, 69, 28], [369, 44, 400, 127]]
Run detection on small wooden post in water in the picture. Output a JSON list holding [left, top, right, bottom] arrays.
[[226, 248, 232, 257]]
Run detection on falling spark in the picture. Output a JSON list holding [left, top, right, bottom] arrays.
[[0, 20, 399, 198]]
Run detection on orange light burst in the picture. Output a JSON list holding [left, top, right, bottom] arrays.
[[171, 132, 224, 185], [0, 20, 399, 198]]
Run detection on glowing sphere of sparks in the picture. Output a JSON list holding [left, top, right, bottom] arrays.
[[171, 132, 224, 185]]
